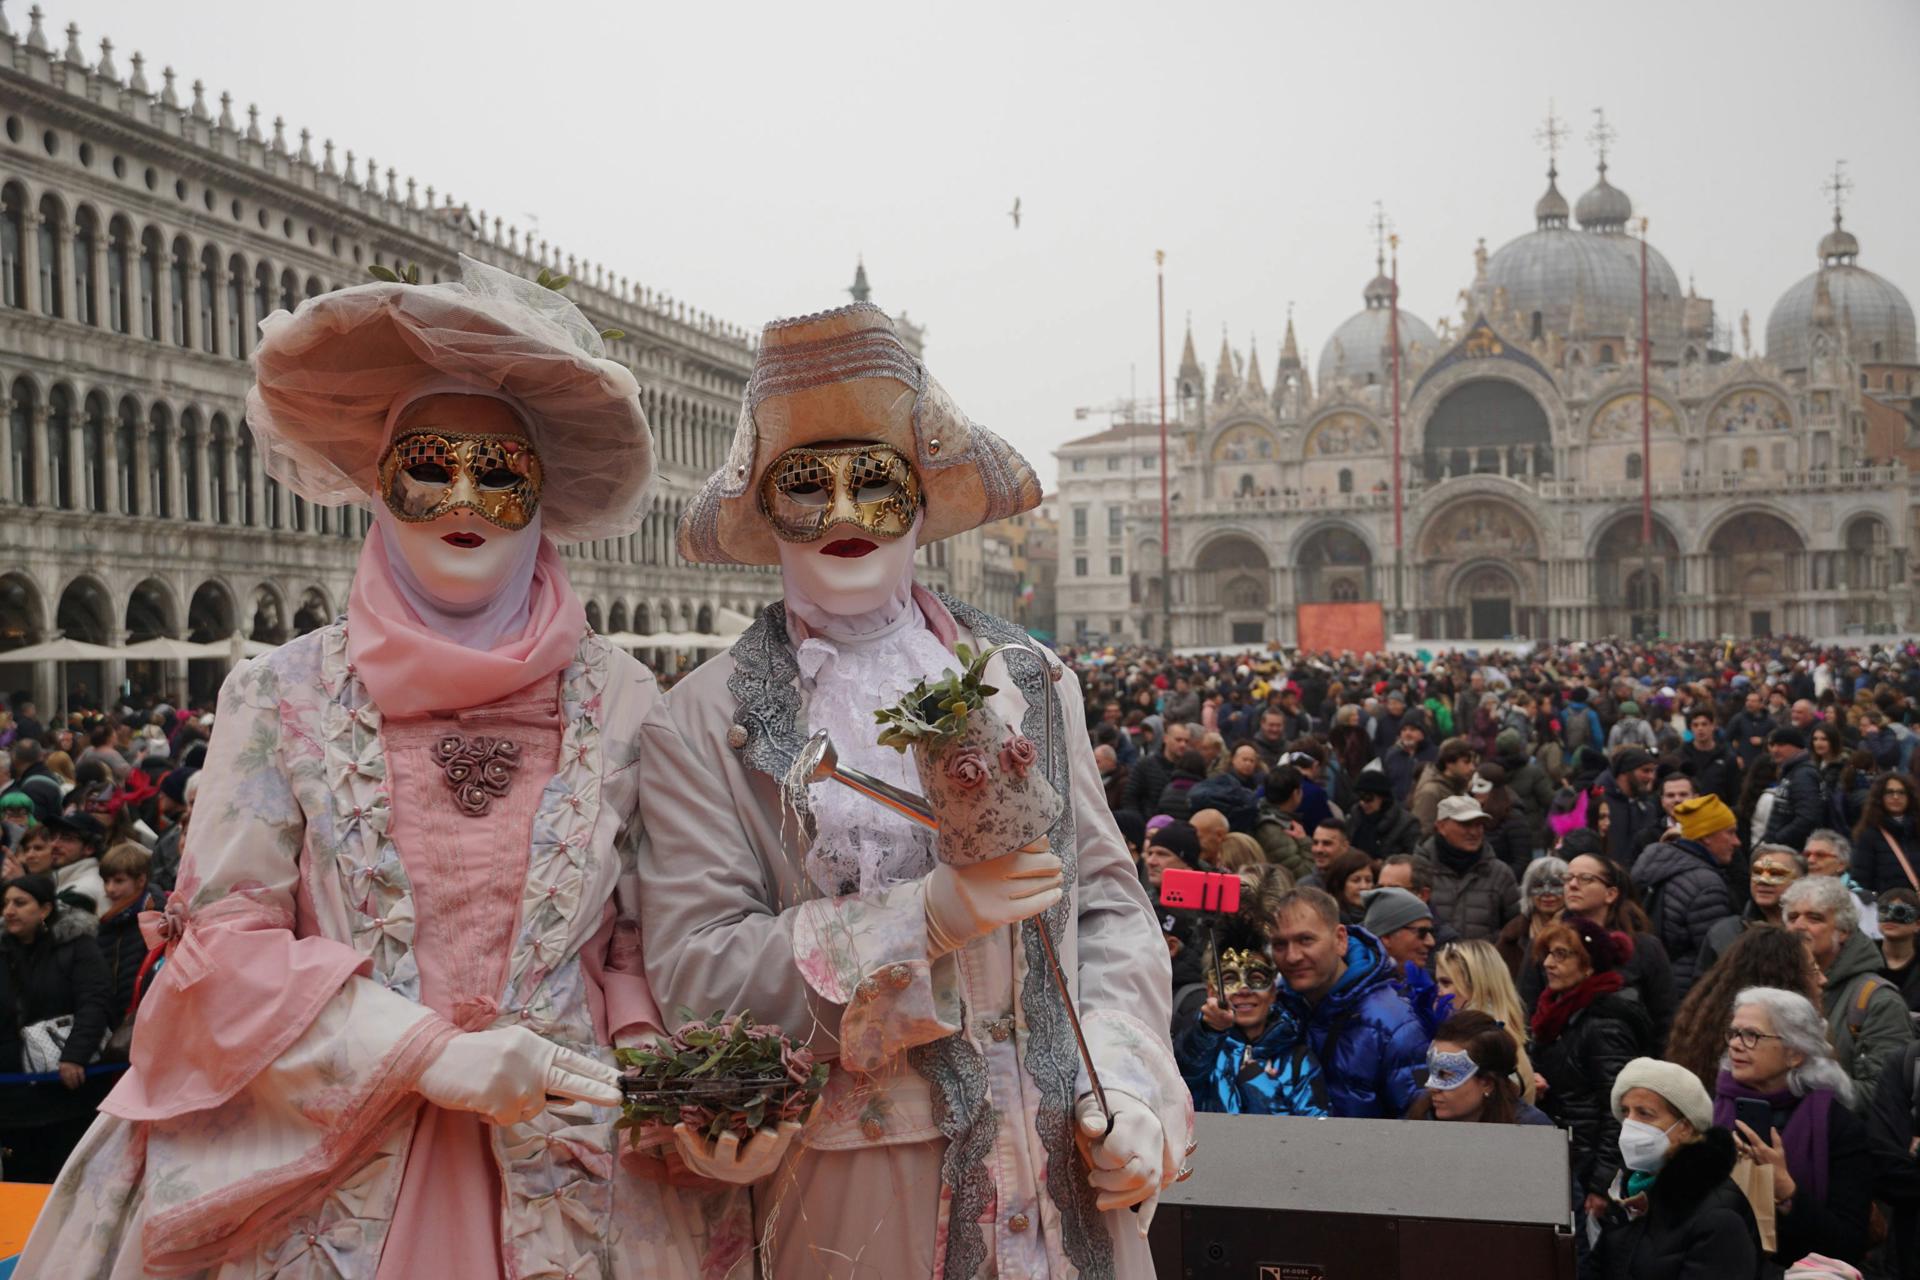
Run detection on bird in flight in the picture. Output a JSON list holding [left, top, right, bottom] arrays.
[[1009, 197, 1021, 229]]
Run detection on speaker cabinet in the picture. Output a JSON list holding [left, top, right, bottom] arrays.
[[1148, 1113, 1577, 1279]]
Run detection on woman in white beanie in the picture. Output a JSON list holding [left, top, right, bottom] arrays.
[[1590, 1056, 1764, 1278]]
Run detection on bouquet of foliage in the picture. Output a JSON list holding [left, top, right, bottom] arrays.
[[616, 1010, 827, 1148], [872, 642, 1059, 865]]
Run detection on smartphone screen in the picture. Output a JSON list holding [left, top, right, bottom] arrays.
[[1733, 1096, 1773, 1146]]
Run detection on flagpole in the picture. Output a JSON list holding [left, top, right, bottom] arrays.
[[1390, 234, 1404, 636], [1156, 250, 1171, 649]]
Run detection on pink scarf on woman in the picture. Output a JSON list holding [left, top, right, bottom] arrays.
[[346, 521, 586, 717]]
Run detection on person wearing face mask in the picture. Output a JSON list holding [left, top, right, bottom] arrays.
[[635, 304, 1190, 1279], [1589, 1057, 1763, 1279], [1172, 931, 1327, 1116], [22, 257, 758, 1278]]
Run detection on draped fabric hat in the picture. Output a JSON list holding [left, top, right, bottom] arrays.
[[677, 303, 1042, 566], [246, 254, 654, 544]]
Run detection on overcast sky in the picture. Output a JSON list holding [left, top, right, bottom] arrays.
[[65, 0, 1920, 491]]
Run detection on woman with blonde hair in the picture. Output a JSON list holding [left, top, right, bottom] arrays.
[[41, 750, 75, 791], [1215, 831, 1268, 875], [1435, 938, 1538, 1104]]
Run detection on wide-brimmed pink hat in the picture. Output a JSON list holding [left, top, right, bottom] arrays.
[[676, 303, 1041, 566], [246, 254, 652, 544]]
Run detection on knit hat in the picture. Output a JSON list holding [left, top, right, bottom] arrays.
[[5, 871, 56, 906], [1609, 1057, 1713, 1133], [1113, 810, 1146, 852], [1675, 794, 1736, 841], [1147, 821, 1202, 869], [1362, 887, 1432, 938], [1619, 701, 1641, 717], [1560, 914, 1631, 973], [1613, 746, 1656, 773], [1495, 728, 1524, 757], [1770, 726, 1807, 750], [1355, 770, 1393, 798]]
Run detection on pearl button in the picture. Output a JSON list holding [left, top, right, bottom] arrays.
[[727, 724, 749, 750]]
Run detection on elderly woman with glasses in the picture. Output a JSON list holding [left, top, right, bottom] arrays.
[[1714, 986, 1872, 1266], [1520, 851, 1677, 1047], [1854, 771, 1920, 895]]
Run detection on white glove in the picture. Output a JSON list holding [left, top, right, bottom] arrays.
[[924, 839, 1063, 958], [1075, 1092, 1168, 1235], [671, 1119, 804, 1184], [417, 1025, 622, 1127]]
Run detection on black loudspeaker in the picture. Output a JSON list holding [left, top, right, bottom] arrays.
[[1148, 1113, 1577, 1279]]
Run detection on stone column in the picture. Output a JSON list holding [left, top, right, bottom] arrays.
[[0, 401, 12, 505], [31, 405, 54, 509], [17, 210, 40, 314], [61, 406, 79, 511], [180, 258, 200, 351], [101, 416, 121, 515], [132, 424, 153, 518]]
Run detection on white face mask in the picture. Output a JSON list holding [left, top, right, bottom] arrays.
[[386, 506, 539, 608], [1617, 1117, 1680, 1172], [776, 525, 918, 618]]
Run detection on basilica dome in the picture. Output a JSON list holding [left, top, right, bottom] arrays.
[[1317, 266, 1439, 388], [1486, 165, 1680, 345], [1765, 217, 1915, 373]]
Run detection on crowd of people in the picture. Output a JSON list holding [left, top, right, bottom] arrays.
[[0, 693, 205, 1180], [1085, 636, 1920, 1278]]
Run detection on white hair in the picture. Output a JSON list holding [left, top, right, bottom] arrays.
[[1728, 986, 1856, 1107], [1806, 829, 1854, 869], [1781, 874, 1858, 936]]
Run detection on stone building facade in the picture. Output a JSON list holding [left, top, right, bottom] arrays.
[[1055, 140, 1917, 648], [0, 13, 973, 710]]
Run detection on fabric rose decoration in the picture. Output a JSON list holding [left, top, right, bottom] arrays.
[[999, 733, 1038, 780], [942, 748, 991, 792], [431, 734, 524, 817]]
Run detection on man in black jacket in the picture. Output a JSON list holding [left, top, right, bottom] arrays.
[[1599, 747, 1664, 867], [1630, 795, 1739, 994], [1126, 720, 1191, 818], [1682, 709, 1740, 807], [1762, 726, 1827, 853], [1350, 772, 1419, 861], [1725, 687, 1773, 772]]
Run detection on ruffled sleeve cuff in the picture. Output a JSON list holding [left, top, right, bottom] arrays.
[[1079, 1007, 1196, 1184], [789, 878, 960, 1071]]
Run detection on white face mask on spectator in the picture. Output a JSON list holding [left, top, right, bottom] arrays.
[[1616, 1117, 1679, 1172]]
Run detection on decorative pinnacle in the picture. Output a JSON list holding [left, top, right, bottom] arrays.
[[1587, 106, 1615, 175], [1823, 158, 1852, 226], [96, 37, 115, 82], [1369, 200, 1391, 273], [1533, 99, 1566, 177]]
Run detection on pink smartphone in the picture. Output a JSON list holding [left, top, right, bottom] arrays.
[[1158, 867, 1242, 914]]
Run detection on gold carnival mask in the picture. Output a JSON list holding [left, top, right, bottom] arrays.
[[1217, 948, 1277, 996], [378, 431, 544, 531], [759, 443, 922, 544]]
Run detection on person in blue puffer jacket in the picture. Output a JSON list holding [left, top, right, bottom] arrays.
[[1174, 926, 1329, 1116], [1268, 886, 1431, 1118]]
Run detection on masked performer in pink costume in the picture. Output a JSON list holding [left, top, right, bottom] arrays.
[[22, 257, 761, 1278], [638, 304, 1193, 1279]]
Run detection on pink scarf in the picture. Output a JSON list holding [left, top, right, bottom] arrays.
[[347, 522, 586, 717]]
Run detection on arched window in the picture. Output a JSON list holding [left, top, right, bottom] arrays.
[[279, 269, 298, 314], [178, 410, 202, 520], [235, 421, 255, 527], [73, 208, 98, 326], [8, 379, 36, 504], [1598, 344, 1615, 365], [115, 398, 138, 515], [198, 246, 219, 354], [1626, 452, 1643, 480], [208, 415, 231, 525], [35, 196, 62, 318], [105, 217, 130, 333], [168, 237, 191, 347], [264, 474, 282, 529], [139, 228, 163, 339], [46, 385, 72, 509], [1338, 468, 1354, 494], [82, 394, 106, 511], [225, 254, 245, 356], [0, 185, 23, 309], [149, 403, 173, 518], [253, 261, 272, 328], [1530, 310, 1543, 340]]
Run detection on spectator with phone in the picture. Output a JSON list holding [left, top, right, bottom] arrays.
[[1714, 986, 1872, 1268], [1877, 887, 1920, 1011], [1173, 921, 1328, 1117]]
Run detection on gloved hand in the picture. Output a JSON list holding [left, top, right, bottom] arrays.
[[1075, 1091, 1168, 1235], [924, 839, 1063, 958], [671, 1119, 804, 1184], [417, 1025, 622, 1127]]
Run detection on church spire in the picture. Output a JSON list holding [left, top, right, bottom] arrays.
[[1242, 336, 1266, 401], [1177, 314, 1203, 387], [1532, 100, 1570, 229], [848, 256, 871, 304], [1212, 327, 1237, 403], [1279, 305, 1301, 368]]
